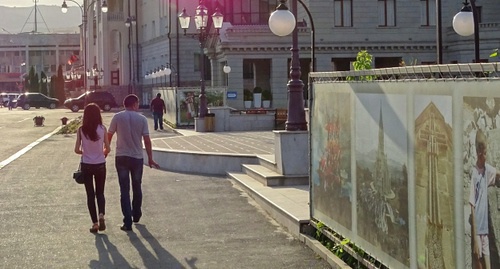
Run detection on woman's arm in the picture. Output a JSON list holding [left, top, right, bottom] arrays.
[[74, 127, 83, 154]]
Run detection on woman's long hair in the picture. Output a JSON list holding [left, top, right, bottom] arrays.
[[81, 103, 102, 142]]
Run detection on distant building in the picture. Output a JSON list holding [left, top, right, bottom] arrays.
[[0, 33, 79, 92]]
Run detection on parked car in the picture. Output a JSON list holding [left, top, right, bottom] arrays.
[[63, 90, 118, 112], [16, 93, 59, 110], [0, 92, 20, 107]]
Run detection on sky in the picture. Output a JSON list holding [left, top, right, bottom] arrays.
[[0, 0, 79, 7]]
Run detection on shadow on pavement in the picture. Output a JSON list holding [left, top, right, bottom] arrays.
[[91, 234, 132, 268], [130, 224, 186, 269]]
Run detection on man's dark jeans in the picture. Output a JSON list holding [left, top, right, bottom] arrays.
[[115, 156, 143, 228], [153, 111, 164, 130]]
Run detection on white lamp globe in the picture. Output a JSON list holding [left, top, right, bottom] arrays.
[[453, 11, 474, 37], [164, 67, 172, 76], [223, 65, 231, 74], [268, 9, 296, 37]]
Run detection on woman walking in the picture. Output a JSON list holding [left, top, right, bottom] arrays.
[[74, 103, 111, 233]]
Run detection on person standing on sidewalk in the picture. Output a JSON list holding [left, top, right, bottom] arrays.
[[108, 94, 160, 231], [74, 103, 111, 233], [150, 93, 166, 131]]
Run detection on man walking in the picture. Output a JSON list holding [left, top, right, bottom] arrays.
[[108, 94, 160, 231], [150, 93, 166, 131]]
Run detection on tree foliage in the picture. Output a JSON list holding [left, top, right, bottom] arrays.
[[53, 65, 66, 103], [347, 50, 375, 81], [40, 71, 48, 96], [28, 66, 40, 93]]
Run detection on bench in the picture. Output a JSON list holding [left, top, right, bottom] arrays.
[[275, 108, 287, 129]]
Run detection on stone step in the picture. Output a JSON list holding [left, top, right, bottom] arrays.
[[242, 164, 282, 186], [256, 154, 277, 171], [226, 172, 310, 238], [242, 164, 309, 186]]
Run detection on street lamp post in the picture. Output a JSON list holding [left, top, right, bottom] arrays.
[[452, 0, 480, 63], [61, 0, 108, 91], [178, 0, 224, 118], [268, 0, 307, 131], [86, 65, 104, 91], [125, 15, 137, 94], [223, 63, 231, 86]]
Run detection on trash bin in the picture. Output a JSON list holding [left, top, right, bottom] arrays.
[[205, 113, 215, 132]]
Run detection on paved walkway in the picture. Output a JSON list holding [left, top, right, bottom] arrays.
[[150, 129, 275, 155], [0, 114, 332, 269]]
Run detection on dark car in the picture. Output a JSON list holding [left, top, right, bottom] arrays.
[[64, 90, 118, 112], [16, 93, 60, 110]]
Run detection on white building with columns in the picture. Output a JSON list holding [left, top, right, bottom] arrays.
[[92, 0, 500, 109]]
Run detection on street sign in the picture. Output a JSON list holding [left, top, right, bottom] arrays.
[[227, 91, 237, 99]]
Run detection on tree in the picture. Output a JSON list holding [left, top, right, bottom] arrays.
[[347, 50, 375, 81], [28, 66, 40, 93], [49, 75, 57, 98], [53, 65, 66, 103], [40, 71, 48, 96]]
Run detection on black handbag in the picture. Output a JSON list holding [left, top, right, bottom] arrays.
[[73, 163, 85, 184]]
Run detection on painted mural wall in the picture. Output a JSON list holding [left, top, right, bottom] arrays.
[[310, 80, 500, 269]]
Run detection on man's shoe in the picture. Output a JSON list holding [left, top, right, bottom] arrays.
[[120, 225, 132, 231], [133, 216, 141, 223]]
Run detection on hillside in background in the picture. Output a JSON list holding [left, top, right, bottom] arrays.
[[0, 5, 81, 34]]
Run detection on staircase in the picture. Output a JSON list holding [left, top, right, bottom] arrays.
[[228, 154, 309, 187]]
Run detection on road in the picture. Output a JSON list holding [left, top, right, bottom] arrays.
[[0, 107, 331, 269]]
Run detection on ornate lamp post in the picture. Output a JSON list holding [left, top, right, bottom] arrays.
[[125, 15, 137, 94], [223, 63, 231, 86], [61, 0, 108, 91], [268, 0, 307, 131], [452, 0, 480, 63], [86, 65, 104, 91], [178, 1, 224, 118]]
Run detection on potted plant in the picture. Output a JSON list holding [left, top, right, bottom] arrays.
[[33, 115, 45, 127], [262, 88, 272, 108], [243, 89, 253, 109], [253, 86, 263, 108]]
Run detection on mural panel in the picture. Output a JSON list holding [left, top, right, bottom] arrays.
[[463, 97, 500, 269], [414, 96, 454, 269], [355, 93, 409, 266], [311, 85, 352, 230]]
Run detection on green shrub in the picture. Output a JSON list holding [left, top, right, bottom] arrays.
[[253, 86, 263, 93], [262, 89, 272, 100], [243, 89, 253, 101]]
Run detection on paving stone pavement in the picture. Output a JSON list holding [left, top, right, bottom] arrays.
[[0, 116, 331, 269]]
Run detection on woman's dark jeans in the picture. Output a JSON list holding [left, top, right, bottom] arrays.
[[115, 156, 143, 228], [81, 162, 106, 224]]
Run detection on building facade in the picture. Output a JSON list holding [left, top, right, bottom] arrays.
[[10, 0, 495, 108], [0, 33, 79, 92]]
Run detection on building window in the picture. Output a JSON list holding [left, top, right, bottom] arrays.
[[334, 0, 352, 27], [420, 0, 436, 26], [242, 60, 254, 79], [224, 0, 278, 25], [378, 0, 395, 27]]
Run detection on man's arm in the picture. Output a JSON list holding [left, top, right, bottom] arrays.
[[107, 132, 114, 145], [143, 135, 159, 168], [162, 100, 166, 114]]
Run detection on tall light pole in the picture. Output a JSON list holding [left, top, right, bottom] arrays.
[[452, 0, 480, 63], [268, 0, 307, 131], [125, 15, 137, 94], [61, 0, 108, 91], [86, 65, 104, 91], [178, 0, 224, 118]]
